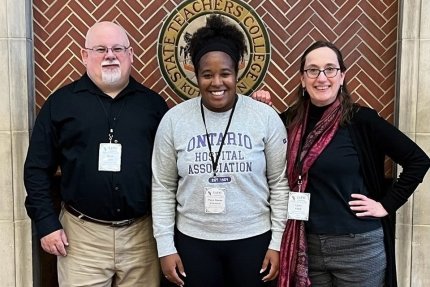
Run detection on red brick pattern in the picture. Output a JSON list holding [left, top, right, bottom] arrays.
[[33, 1, 398, 113]]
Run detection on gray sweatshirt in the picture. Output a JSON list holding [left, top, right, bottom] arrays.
[[152, 95, 289, 257]]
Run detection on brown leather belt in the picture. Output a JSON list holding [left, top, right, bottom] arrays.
[[64, 204, 142, 227]]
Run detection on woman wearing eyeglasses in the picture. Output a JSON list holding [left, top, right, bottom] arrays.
[[255, 41, 429, 287]]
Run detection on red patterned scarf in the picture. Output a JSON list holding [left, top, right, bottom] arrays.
[[278, 99, 342, 287]]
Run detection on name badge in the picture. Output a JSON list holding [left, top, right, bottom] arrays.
[[98, 143, 122, 172], [204, 187, 226, 214], [287, 192, 311, 221]]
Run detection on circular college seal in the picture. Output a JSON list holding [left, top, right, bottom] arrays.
[[157, 0, 271, 100]]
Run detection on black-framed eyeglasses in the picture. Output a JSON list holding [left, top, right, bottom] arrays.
[[85, 45, 130, 55], [303, 67, 341, 79]]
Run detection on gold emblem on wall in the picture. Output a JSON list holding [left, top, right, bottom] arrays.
[[157, 0, 271, 100]]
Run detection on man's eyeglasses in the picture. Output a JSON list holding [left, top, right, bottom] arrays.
[[85, 45, 130, 55], [303, 67, 341, 79]]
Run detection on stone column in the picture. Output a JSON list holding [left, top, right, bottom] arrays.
[[0, 0, 34, 286], [397, 0, 430, 286]]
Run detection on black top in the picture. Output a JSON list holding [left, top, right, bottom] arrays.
[[305, 103, 381, 233], [306, 126, 382, 233], [24, 74, 169, 239]]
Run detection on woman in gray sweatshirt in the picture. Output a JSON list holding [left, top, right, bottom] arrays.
[[151, 15, 290, 287]]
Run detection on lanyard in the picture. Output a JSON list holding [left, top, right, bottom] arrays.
[[95, 95, 126, 143], [294, 110, 310, 192], [294, 140, 304, 192], [294, 104, 323, 192], [200, 96, 238, 177]]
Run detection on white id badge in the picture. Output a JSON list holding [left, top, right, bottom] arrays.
[[98, 143, 122, 172], [204, 187, 226, 213], [287, 192, 311, 221]]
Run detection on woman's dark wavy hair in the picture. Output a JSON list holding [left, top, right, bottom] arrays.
[[286, 40, 357, 128], [189, 14, 247, 76]]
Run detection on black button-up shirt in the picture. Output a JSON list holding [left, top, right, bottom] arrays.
[[24, 74, 168, 239]]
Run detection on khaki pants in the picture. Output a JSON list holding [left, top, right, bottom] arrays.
[[58, 207, 160, 287]]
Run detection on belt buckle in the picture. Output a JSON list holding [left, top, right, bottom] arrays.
[[111, 219, 133, 227]]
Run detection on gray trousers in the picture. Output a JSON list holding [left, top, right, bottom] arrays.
[[307, 227, 386, 287]]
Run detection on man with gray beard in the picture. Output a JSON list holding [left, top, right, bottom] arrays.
[[24, 21, 168, 286]]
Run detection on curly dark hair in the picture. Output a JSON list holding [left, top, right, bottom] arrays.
[[190, 14, 247, 75]]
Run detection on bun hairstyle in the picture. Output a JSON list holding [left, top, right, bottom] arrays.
[[190, 14, 247, 75]]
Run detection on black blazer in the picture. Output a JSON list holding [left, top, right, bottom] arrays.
[[348, 106, 430, 287]]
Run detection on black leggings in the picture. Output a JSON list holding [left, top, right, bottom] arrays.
[[175, 230, 273, 287]]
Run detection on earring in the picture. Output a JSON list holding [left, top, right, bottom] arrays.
[[302, 87, 306, 97], [340, 85, 343, 94]]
